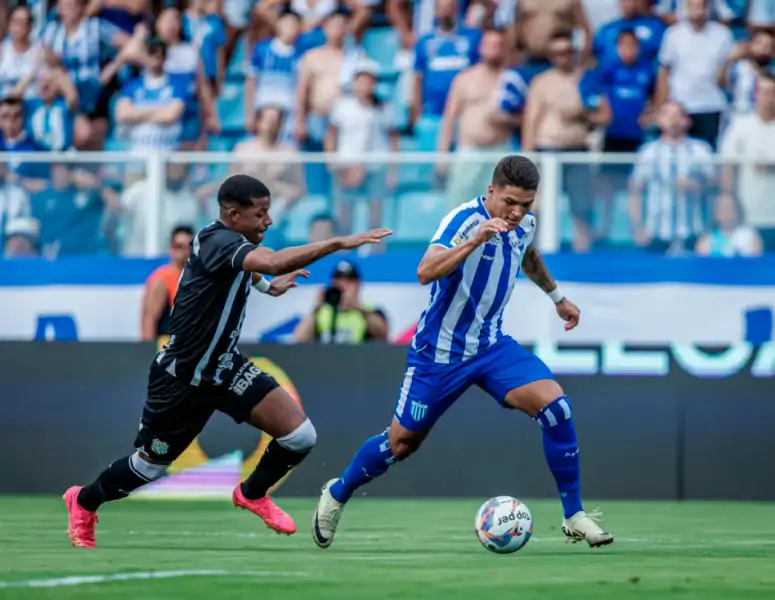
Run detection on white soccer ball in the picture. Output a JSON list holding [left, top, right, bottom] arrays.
[[474, 496, 533, 554]]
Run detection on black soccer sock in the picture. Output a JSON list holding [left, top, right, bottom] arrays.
[[241, 440, 311, 500], [77, 454, 155, 512]]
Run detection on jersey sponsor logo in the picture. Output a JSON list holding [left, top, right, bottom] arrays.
[[229, 362, 262, 396], [452, 218, 481, 246]]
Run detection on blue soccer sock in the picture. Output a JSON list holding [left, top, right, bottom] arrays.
[[534, 396, 584, 519], [329, 429, 397, 503]]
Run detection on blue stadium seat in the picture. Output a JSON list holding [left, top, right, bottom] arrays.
[[414, 115, 441, 152], [284, 195, 330, 243], [218, 80, 246, 133], [227, 34, 248, 78], [363, 27, 400, 76], [393, 191, 448, 241]]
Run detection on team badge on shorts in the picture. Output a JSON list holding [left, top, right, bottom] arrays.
[[150, 439, 170, 456], [410, 401, 428, 422]]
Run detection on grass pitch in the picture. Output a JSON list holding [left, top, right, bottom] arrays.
[[0, 497, 773, 599]]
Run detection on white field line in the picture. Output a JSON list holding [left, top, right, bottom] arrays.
[[0, 570, 308, 589]]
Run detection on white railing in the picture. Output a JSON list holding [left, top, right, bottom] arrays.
[[0, 150, 761, 257]]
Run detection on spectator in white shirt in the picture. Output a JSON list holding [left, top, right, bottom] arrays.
[[325, 60, 398, 236], [629, 100, 715, 254], [719, 73, 775, 253], [695, 193, 763, 257], [118, 163, 203, 257], [0, 6, 43, 101], [656, 0, 733, 149], [719, 30, 775, 117]]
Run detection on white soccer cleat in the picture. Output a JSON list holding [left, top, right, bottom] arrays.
[[562, 510, 614, 548], [312, 479, 345, 549]]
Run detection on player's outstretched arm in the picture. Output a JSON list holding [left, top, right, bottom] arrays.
[[242, 229, 392, 276], [417, 218, 508, 285], [521, 246, 581, 331]]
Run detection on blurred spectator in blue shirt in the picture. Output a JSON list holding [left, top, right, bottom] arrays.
[[41, 0, 130, 150], [720, 30, 775, 118], [88, 0, 149, 33], [411, 0, 481, 128], [594, 0, 666, 67], [245, 9, 304, 135], [182, 0, 226, 83], [30, 164, 105, 256], [494, 66, 532, 146], [27, 69, 78, 152], [0, 5, 44, 101], [114, 37, 187, 151], [156, 6, 219, 149], [600, 29, 656, 152], [0, 96, 50, 189]]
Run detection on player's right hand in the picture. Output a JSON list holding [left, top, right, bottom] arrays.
[[339, 229, 393, 249], [474, 218, 509, 245]]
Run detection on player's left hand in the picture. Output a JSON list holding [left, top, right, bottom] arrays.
[[556, 298, 580, 331], [268, 270, 310, 297]]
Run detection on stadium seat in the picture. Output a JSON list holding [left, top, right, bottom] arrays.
[[393, 191, 448, 241], [414, 115, 441, 152], [363, 27, 400, 76], [284, 194, 331, 243], [227, 34, 248, 79], [217, 80, 246, 133]]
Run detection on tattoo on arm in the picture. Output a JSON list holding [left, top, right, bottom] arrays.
[[521, 246, 557, 293]]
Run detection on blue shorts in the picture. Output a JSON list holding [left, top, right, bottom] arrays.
[[394, 336, 554, 432]]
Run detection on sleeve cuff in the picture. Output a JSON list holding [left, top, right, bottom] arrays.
[[231, 242, 257, 270]]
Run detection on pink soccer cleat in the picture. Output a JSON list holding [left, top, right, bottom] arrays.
[[62, 486, 98, 549], [233, 486, 296, 535]]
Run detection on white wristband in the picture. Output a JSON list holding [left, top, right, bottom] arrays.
[[547, 287, 564, 304], [254, 277, 271, 294]]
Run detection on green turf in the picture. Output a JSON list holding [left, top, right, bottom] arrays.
[[1, 497, 774, 599]]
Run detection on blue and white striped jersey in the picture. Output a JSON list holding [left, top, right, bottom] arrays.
[[119, 73, 188, 150], [248, 38, 302, 111], [41, 17, 122, 85], [27, 98, 75, 151], [630, 137, 714, 241], [412, 196, 536, 365]]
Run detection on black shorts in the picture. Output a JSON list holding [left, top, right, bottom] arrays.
[[134, 353, 280, 462]]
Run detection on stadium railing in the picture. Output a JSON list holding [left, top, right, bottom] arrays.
[[0, 151, 757, 257]]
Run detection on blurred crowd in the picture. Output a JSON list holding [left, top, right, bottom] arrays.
[[1, 0, 775, 258]]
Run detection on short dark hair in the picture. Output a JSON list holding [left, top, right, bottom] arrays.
[[0, 95, 23, 108], [279, 8, 302, 20], [491, 155, 540, 190], [618, 28, 638, 42], [217, 174, 271, 208], [170, 225, 194, 242]]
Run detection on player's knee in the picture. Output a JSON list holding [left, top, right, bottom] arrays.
[[276, 418, 317, 452], [534, 395, 573, 429], [130, 450, 170, 481]]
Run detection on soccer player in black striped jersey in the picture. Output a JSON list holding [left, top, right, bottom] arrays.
[[63, 174, 391, 548]]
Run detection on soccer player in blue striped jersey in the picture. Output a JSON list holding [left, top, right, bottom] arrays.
[[313, 155, 615, 550]]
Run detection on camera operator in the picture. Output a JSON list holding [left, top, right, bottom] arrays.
[[293, 260, 388, 344]]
